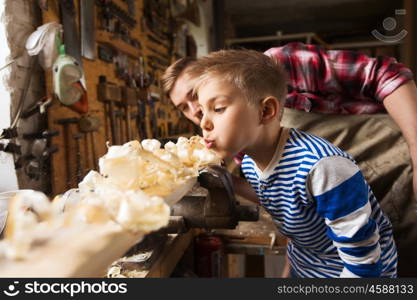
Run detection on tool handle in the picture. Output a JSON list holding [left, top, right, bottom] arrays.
[[125, 106, 131, 141], [108, 100, 119, 144], [23, 130, 59, 140]]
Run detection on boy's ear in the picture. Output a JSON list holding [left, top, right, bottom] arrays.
[[259, 96, 281, 124]]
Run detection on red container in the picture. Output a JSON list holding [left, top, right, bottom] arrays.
[[194, 234, 224, 277]]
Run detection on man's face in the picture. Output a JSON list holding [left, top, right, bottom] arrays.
[[169, 72, 202, 125], [198, 78, 261, 159]]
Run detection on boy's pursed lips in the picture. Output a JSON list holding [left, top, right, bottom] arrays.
[[204, 138, 215, 149]]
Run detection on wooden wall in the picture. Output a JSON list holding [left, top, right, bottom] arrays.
[[42, 0, 195, 195]]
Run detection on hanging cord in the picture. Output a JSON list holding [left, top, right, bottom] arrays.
[[0, 55, 37, 139], [1, 26, 62, 139], [10, 56, 37, 129], [0, 55, 22, 72]]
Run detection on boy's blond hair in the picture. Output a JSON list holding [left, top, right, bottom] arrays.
[[161, 57, 196, 97], [187, 49, 287, 106]]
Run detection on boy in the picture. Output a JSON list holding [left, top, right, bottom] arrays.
[[187, 49, 397, 278]]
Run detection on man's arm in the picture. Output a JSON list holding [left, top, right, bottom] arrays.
[[383, 80, 417, 199]]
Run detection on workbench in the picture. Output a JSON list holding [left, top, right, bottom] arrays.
[[107, 230, 196, 278], [108, 200, 287, 278]]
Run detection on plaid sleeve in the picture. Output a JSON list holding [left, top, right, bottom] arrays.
[[265, 43, 414, 104], [326, 49, 414, 101]]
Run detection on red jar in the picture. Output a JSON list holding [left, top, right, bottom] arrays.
[[194, 233, 224, 277]]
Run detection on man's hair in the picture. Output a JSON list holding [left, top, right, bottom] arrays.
[[187, 49, 287, 105], [161, 57, 196, 97]]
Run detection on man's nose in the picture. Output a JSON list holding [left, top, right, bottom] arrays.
[[189, 101, 203, 120]]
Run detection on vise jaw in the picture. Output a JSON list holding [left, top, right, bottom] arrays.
[[161, 165, 259, 233]]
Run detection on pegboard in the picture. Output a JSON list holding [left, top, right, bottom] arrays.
[[42, 0, 196, 195]]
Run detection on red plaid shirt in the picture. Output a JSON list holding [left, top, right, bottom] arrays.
[[265, 43, 414, 114]]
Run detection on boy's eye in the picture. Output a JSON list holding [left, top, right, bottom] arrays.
[[214, 107, 226, 113]]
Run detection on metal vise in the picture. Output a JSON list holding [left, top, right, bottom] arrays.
[[161, 165, 259, 233]]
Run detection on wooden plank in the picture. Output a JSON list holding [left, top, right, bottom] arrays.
[[226, 254, 245, 278], [146, 231, 194, 278]]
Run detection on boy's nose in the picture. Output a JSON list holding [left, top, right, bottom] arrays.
[[200, 114, 213, 131]]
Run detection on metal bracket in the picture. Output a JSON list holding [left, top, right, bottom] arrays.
[[0, 142, 21, 155], [0, 127, 18, 139]]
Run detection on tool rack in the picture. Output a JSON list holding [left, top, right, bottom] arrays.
[[41, 0, 196, 195]]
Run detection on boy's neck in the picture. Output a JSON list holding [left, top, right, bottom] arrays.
[[247, 123, 283, 171]]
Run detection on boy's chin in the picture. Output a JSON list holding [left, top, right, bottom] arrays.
[[215, 150, 235, 160]]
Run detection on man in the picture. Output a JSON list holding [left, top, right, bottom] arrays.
[[161, 43, 417, 276]]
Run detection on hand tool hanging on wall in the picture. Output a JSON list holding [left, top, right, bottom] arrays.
[[114, 110, 125, 143], [24, 160, 42, 181], [59, 0, 82, 66], [121, 87, 137, 142], [136, 97, 148, 140], [23, 138, 47, 161], [146, 33, 170, 50], [124, 0, 135, 16], [134, 57, 153, 140], [149, 94, 159, 138], [73, 132, 84, 182], [127, 112, 140, 140], [79, 116, 101, 170], [98, 76, 121, 145], [15, 134, 53, 172], [97, 3, 140, 48], [21, 97, 52, 119], [80, 0, 96, 60], [24, 143, 58, 181], [97, 0, 136, 30], [23, 130, 59, 140], [142, 0, 171, 40], [97, 43, 115, 63], [55, 117, 78, 189], [147, 54, 170, 68], [114, 51, 129, 82]]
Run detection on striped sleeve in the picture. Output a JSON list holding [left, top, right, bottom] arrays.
[[307, 156, 382, 278]]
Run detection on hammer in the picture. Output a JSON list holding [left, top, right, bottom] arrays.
[[79, 115, 101, 171], [121, 86, 137, 142], [98, 76, 121, 145], [55, 117, 79, 189], [73, 132, 85, 182]]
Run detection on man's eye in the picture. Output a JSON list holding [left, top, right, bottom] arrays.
[[214, 107, 226, 113]]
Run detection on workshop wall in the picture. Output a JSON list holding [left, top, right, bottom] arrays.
[[39, 0, 206, 196], [1, 0, 213, 195]]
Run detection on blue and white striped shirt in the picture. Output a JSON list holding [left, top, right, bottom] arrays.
[[241, 128, 397, 277]]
